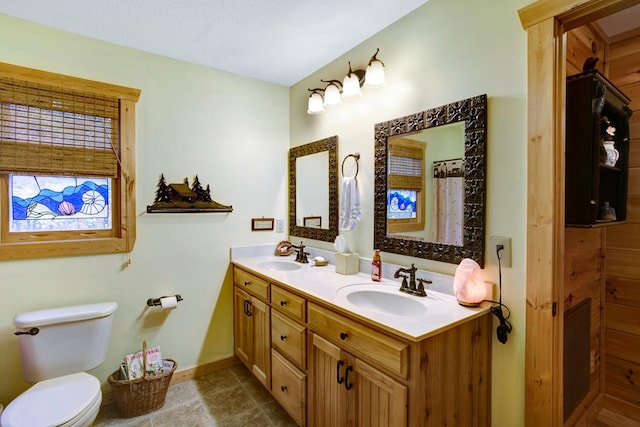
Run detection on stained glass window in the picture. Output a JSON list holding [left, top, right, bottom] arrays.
[[387, 189, 417, 219], [9, 174, 112, 232]]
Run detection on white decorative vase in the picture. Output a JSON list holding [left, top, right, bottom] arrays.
[[602, 140, 619, 167]]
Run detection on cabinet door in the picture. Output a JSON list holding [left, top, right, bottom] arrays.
[[233, 286, 271, 389], [354, 358, 407, 427], [309, 333, 353, 427], [233, 286, 253, 368], [250, 296, 271, 388]]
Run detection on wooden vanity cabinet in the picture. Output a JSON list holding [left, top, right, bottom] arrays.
[[232, 266, 491, 427]]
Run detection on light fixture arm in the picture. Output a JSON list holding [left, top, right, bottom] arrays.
[[368, 48, 385, 67], [321, 79, 343, 89], [347, 61, 366, 85]]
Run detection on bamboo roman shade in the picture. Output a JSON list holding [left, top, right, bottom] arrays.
[[0, 76, 120, 177], [388, 138, 424, 189]]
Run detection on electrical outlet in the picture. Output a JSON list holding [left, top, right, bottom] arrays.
[[275, 219, 285, 233], [489, 236, 511, 267]]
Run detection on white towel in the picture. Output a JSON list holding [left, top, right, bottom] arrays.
[[339, 176, 361, 231]]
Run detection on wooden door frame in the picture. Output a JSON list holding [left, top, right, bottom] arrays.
[[518, 0, 640, 425]]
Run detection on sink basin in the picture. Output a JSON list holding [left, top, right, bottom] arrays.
[[334, 283, 450, 318], [257, 261, 302, 271], [345, 289, 426, 316]]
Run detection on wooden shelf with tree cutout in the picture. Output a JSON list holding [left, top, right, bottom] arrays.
[[147, 174, 233, 213]]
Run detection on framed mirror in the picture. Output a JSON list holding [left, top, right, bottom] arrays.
[[374, 94, 487, 267], [289, 135, 339, 242]]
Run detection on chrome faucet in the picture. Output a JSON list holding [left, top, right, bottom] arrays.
[[291, 242, 309, 263], [393, 263, 431, 297]]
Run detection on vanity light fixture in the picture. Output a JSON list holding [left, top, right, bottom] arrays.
[[322, 79, 343, 107], [306, 48, 385, 114], [364, 48, 386, 88], [307, 88, 325, 114], [342, 62, 363, 97]]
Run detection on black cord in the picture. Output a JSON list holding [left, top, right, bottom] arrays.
[[486, 245, 512, 344]]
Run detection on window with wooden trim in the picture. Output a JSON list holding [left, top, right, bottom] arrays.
[[387, 137, 425, 234], [0, 62, 140, 259]]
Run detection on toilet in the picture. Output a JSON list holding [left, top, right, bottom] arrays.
[[1, 302, 118, 427]]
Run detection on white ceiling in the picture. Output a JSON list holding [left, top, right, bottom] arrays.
[[0, 0, 427, 87], [2, 1, 638, 86]]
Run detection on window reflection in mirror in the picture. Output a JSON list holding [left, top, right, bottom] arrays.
[[296, 151, 329, 229], [386, 122, 465, 245]]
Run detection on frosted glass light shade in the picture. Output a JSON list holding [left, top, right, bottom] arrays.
[[307, 92, 325, 114], [323, 83, 342, 106], [342, 73, 361, 97], [364, 60, 385, 88]]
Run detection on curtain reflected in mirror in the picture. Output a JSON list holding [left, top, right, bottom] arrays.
[[432, 158, 463, 245]]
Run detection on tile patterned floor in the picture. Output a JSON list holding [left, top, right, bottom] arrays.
[[94, 364, 298, 426]]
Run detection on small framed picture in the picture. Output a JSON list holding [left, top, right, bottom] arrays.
[[251, 217, 274, 231], [303, 216, 322, 228]]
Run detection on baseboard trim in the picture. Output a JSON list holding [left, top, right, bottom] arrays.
[[101, 356, 240, 407]]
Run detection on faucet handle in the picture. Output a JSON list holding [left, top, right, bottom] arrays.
[[415, 278, 432, 297]]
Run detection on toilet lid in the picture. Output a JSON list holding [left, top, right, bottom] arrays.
[[1, 372, 101, 427]]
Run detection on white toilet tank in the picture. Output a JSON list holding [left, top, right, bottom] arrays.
[[13, 301, 118, 382]]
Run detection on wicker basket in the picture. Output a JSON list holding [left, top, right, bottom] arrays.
[[107, 343, 177, 418]]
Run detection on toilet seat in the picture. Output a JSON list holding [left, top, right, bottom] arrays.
[[1, 372, 102, 427]]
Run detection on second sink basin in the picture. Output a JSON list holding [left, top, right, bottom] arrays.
[[257, 261, 302, 271], [334, 283, 449, 318]]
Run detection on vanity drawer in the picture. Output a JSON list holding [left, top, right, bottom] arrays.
[[271, 285, 306, 322], [234, 267, 269, 301], [308, 302, 409, 378], [271, 310, 306, 369], [271, 349, 306, 426]]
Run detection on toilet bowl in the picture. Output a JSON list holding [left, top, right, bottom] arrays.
[[0, 372, 102, 427], [1, 302, 117, 427]]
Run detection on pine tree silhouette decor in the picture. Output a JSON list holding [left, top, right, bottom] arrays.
[[147, 174, 232, 213]]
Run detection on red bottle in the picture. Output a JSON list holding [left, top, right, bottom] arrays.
[[371, 249, 382, 282]]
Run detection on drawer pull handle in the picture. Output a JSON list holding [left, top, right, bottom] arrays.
[[243, 281, 251, 286], [336, 360, 345, 384], [345, 365, 353, 390], [280, 300, 287, 306], [340, 332, 348, 340], [280, 335, 287, 341], [281, 385, 287, 392]]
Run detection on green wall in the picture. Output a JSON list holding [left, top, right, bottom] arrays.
[[289, 0, 529, 425]]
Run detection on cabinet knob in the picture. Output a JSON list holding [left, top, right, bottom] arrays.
[[280, 300, 287, 306], [281, 385, 287, 392], [280, 335, 287, 341], [340, 332, 348, 340], [243, 281, 251, 286]]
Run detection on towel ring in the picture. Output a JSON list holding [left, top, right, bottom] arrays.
[[341, 153, 360, 178]]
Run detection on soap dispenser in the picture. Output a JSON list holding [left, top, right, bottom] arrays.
[[371, 249, 382, 282]]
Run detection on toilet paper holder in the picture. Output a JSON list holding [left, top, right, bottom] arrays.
[[146, 294, 183, 307]]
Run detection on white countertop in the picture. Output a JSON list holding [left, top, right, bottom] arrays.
[[231, 253, 490, 342]]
